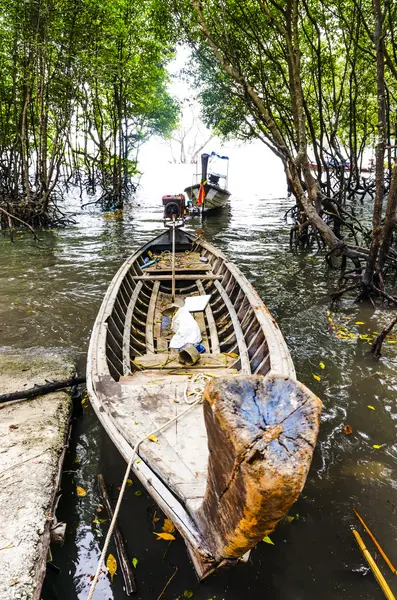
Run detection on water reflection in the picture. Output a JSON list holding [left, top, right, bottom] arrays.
[[1, 155, 397, 599]]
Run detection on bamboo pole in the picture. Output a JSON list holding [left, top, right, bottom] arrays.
[[352, 530, 396, 600], [353, 509, 397, 575], [97, 474, 137, 594]]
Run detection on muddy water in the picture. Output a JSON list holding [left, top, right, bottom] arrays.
[[1, 156, 397, 600]]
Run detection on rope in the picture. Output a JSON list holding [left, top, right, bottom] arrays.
[[87, 390, 205, 599]]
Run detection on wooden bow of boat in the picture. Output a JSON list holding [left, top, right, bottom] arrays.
[[87, 227, 321, 579]]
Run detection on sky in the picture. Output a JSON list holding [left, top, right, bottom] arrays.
[[138, 49, 287, 203]]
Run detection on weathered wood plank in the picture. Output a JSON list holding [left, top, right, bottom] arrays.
[[122, 282, 143, 375], [146, 281, 160, 353], [144, 265, 212, 273], [130, 353, 235, 371], [195, 374, 322, 560], [213, 280, 251, 374], [196, 280, 220, 354], [130, 274, 222, 281]]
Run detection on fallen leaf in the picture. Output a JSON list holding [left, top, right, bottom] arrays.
[[319, 362, 325, 369], [343, 424, 353, 435], [355, 321, 365, 325], [263, 535, 274, 545], [132, 557, 138, 568], [312, 374, 321, 382], [134, 490, 143, 497], [162, 518, 175, 534], [92, 519, 100, 524], [126, 478, 133, 486], [153, 516, 160, 523], [153, 532, 175, 541], [183, 592, 193, 599], [148, 434, 158, 443], [224, 352, 239, 359], [286, 515, 295, 523], [373, 444, 382, 449], [76, 486, 86, 497], [106, 553, 117, 582], [367, 405, 375, 411]]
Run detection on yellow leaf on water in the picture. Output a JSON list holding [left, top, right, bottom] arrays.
[[263, 535, 274, 545], [148, 435, 158, 443], [106, 553, 117, 582], [319, 362, 325, 369], [373, 444, 382, 449], [183, 591, 193, 599], [76, 486, 86, 497], [126, 479, 133, 486], [312, 374, 321, 382], [355, 321, 365, 325], [286, 516, 295, 523], [367, 405, 375, 410], [153, 532, 175, 541], [162, 518, 175, 534]]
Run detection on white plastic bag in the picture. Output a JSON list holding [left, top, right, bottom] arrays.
[[169, 306, 202, 349]]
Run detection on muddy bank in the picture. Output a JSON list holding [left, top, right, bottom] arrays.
[[0, 350, 74, 600]]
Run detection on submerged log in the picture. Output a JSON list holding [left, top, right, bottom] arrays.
[[195, 373, 322, 560]]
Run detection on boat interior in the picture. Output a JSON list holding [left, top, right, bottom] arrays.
[[97, 228, 294, 513]]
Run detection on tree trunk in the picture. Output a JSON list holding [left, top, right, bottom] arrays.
[[362, 0, 386, 288]]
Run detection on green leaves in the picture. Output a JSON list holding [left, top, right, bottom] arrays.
[[263, 535, 274, 545]]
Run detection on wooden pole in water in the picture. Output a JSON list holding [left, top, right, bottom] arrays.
[[352, 530, 396, 600], [171, 218, 176, 302], [353, 508, 397, 575], [97, 474, 137, 594]]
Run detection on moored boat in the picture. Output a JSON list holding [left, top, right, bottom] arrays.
[[185, 152, 231, 214], [87, 202, 322, 579]]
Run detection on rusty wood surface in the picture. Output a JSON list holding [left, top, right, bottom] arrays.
[[195, 373, 322, 560]]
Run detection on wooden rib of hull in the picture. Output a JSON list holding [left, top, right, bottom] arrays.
[[87, 227, 321, 579]]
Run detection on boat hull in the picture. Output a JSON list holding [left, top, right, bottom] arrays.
[[87, 228, 321, 579], [184, 183, 231, 212]]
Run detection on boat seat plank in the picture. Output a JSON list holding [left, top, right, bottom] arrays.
[[131, 353, 235, 371], [196, 280, 220, 354], [144, 265, 212, 273], [122, 281, 143, 375], [213, 280, 251, 374], [146, 281, 160, 353], [130, 274, 222, 281]]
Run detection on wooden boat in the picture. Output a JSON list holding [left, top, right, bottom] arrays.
[[87, 226, 322, 579], [185, 152, 231, 213]]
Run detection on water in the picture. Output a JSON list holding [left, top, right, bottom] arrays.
[[1, 147, 397, 600]]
